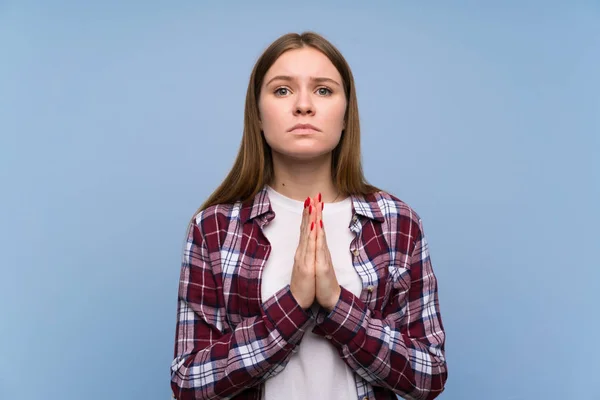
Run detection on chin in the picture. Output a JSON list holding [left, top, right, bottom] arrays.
[[275, 147, 333, 161]]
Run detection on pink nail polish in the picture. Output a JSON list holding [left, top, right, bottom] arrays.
[[318, 193, 322, 202], [320, 220, 323, 228], [309, 205, 312, 214], [311, 222, 314, 231], [321, 202, 324, 211]]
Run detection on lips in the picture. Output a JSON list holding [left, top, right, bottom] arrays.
[[288, 123, 321, 132]]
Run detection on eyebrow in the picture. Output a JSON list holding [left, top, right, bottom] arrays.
[[265, 75, 342, 88]]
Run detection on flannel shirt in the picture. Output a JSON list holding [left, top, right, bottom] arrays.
[[171, 186, 447, 400]]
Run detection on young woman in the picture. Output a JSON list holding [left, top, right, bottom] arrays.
[[170, 32, 447, 400]]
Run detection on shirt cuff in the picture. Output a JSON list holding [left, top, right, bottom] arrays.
[[262, 285, 313, 346], [312, 286, 368, 345]]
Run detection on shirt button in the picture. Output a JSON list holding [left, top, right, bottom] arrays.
[[353, 249, 359, 256], [366, 285, 375, 293], [325, 335, 332, 339], [352, 215, 358, 222]]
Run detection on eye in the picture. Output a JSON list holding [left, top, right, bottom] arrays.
[[274, 87, 291, 96], [316, 87, 332, 96]]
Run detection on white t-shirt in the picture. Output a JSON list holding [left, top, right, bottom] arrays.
[[261, 185, 363, 400]]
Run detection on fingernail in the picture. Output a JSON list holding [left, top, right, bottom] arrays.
[[318, 193, 322, 202], [320, 220, 323, 228], [309, 205, 312, 214], [311, 222, 314, 231], [321, 202, 324, 211], [304, 197, 310, 208]]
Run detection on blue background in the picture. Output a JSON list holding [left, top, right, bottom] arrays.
[[1, 1, 598, 399]]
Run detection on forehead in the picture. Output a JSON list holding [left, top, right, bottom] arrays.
[[264, 47, 342, 82]]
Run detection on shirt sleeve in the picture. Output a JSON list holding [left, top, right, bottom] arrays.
[[312, 218, 447, 400], [170, 221, 313, 400]]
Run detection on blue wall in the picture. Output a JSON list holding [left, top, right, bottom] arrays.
[[1, 1, 598, 399]]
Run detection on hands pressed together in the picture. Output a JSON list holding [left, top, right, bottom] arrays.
[[289, 193, 341, 312]]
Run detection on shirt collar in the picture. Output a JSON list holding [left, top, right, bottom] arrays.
[[240, 185, 385, 224]]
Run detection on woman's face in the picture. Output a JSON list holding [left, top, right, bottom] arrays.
[[259, 47, 347, 161]]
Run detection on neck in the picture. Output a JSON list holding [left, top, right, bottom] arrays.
[[269, 152, 339, 203]]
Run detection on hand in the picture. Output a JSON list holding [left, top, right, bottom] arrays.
[[289, 196, 317, 310], [313, 194, 341, 312]]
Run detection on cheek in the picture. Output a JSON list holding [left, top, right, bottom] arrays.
[[258, 99, 285, 147], [259, 99, 284, 129], [324, 100, 347, 129]]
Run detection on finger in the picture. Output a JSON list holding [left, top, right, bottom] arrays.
[[306, 200, 317, 260], [299, 197, 308, 247], [306, 198, 316, 230], [309, 197, 316, 231], [303, 197, 311, 229], [310, 197, 317, 236], [316, 193, 322, 228], [322, 223, 333, 267], [322, 227, 332, 263], [304, 198, 316, 253], [312, 194, 322, 254], [315, 217, 325, 266], [316, 193, 325, 242], [312, 194, 320, 231], [306, 225, 316, 266]]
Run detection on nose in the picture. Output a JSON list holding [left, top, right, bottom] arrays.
[[293, 91, 314, 116]]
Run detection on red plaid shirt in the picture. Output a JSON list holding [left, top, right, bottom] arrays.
[[171, 186, 447, 400]]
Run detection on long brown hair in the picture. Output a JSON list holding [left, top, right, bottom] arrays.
[[195, 31, 381, 215]]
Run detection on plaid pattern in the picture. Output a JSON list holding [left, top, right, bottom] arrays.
[[171, 186, 447, 400]]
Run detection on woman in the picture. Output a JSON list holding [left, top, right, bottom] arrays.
[[170, 32, 447, 400]]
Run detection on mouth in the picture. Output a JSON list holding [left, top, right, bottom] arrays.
[[288, 124, 321, 132]]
